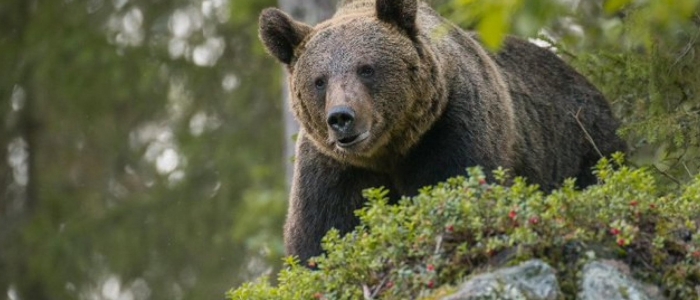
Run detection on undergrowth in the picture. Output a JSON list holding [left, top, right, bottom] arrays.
[[228, 154, 700, 299]]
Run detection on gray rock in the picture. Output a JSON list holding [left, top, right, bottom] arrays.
[[579, 260, 663, 300], [441, 259, 560, 300]]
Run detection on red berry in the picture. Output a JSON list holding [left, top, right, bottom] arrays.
[[427, 281, 435, 288], [479, 178, 487, 185], [508, 210, 517, 220], [529, 217, 539, 225], [446, 225, 454, 233], [610, 228, 620, 235], [617, 238, 626, 246], [427, 264, 435, 272]]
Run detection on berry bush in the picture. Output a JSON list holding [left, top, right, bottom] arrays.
[[228, 153, 700, 299]]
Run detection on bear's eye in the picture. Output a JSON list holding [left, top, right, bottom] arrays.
[[358, 65, 375, 78], [314, 78, 326, 90]]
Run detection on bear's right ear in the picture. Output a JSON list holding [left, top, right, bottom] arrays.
[[259, 8, 313, 65]]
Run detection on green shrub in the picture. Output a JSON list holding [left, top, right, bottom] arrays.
[[228, 154, 700, 299]]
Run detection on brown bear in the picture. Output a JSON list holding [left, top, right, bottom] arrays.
[[259, 0, 626, 263]]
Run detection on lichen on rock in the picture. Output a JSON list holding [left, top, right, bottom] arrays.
[[442, 260, 559, 300]]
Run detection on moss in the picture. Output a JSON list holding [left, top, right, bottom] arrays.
[[228, 153, 700, 299]]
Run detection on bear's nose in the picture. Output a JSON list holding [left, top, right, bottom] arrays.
[[327, 106, 356, 133]]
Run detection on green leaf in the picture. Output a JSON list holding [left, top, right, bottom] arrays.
[[604, 0, 633, 14], [478, 8, 508, 50]]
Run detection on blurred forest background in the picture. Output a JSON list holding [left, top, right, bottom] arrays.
[[0, 0, 698, 300]]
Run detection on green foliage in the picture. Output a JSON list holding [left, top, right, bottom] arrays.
[[0, 0, 285, 298], [443, 0, 566, 49], [228, 155, 700, 299], [444, 0, 699, 49], [565, 21, 700, 187]]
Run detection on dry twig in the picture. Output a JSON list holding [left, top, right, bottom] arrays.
[[570, 108, 604, 159]]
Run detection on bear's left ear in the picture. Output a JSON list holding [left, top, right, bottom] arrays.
[[259, 8, 313, 65], [376, 0, 418, 37]]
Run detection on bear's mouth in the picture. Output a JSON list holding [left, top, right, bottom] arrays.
[[336, 131, 370, 148]]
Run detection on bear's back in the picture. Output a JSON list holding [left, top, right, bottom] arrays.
[[493, 37, 626, 189]]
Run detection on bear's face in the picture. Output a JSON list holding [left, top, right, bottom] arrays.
[[291, 19, 421, 160], [260, 0, 444, 169]]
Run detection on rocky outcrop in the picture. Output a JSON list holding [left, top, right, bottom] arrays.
[[579, 260, 663, 300], [442, 260, 559, 300], [441, 259, 666, 300]]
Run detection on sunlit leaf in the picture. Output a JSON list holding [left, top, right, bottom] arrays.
[[604, 0, 633, 14], [478, 8, 508, 50]]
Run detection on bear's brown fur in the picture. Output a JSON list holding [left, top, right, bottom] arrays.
[[259, 0, 626, 263]]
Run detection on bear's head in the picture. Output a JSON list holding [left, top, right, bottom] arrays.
[[259, 0, 446, 170]]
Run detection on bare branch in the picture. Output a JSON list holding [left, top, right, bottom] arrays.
[[652, 164, 682, 186], [371, 276, 389, 299], [363, 284, 372, 300], [683, 162, 693, 179], [570, 108, 604, 159], [434, 234, 444, 255]]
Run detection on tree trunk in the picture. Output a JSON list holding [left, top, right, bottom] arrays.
[[1, 0, 46, 298], [277, 0, 336, 185]]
